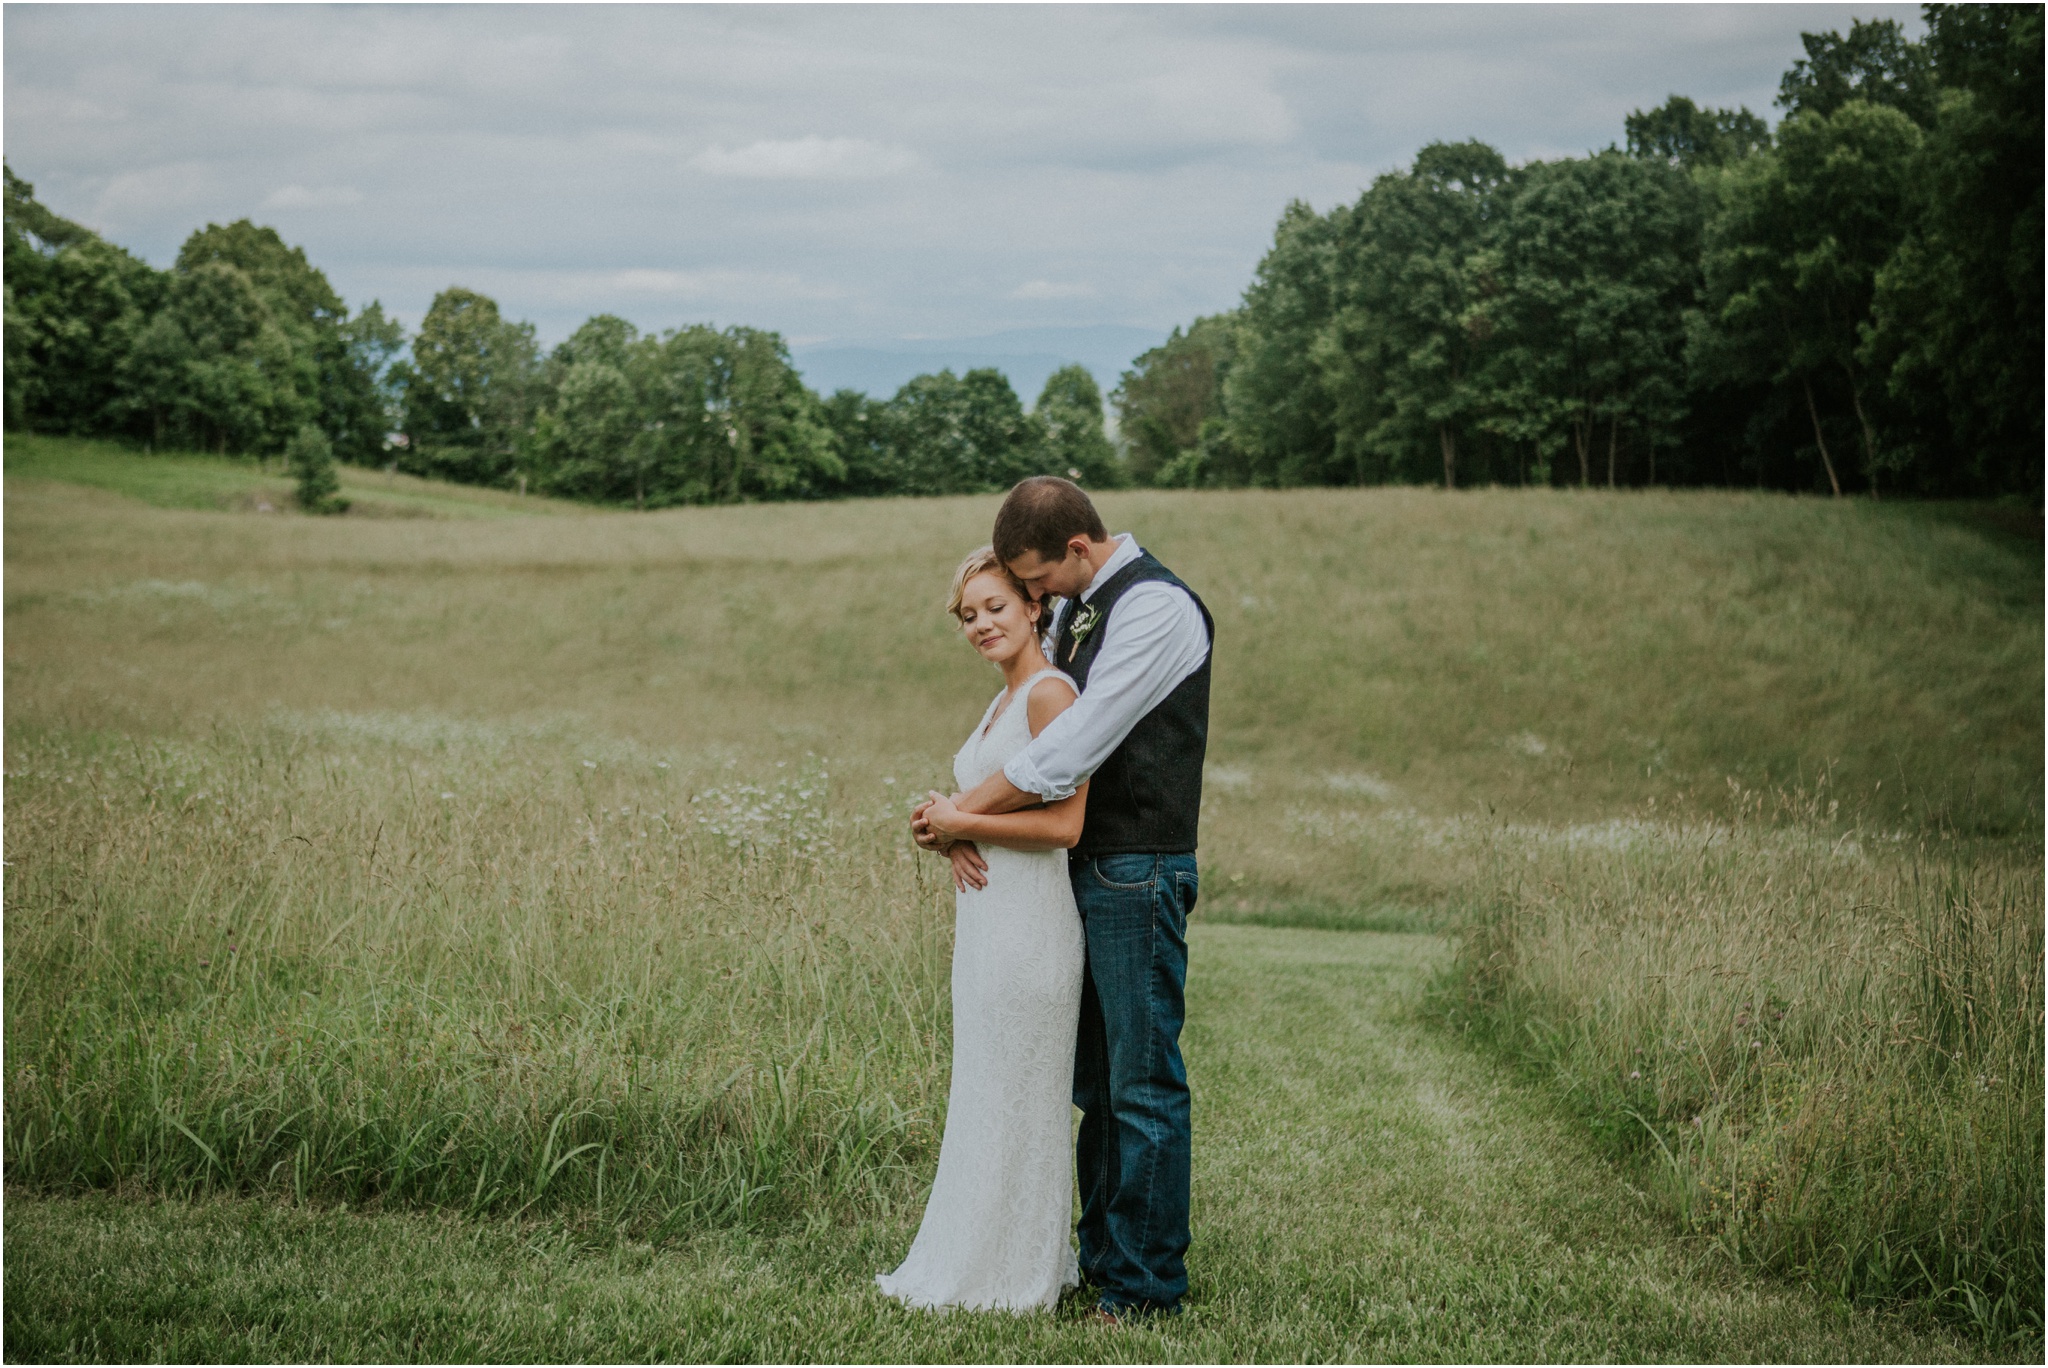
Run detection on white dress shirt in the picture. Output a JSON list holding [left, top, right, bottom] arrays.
[[1003, 533, 1211, 802]]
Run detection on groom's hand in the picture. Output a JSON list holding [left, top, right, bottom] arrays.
[[910, 797, 947, 852], [922, 790, 969, 844]]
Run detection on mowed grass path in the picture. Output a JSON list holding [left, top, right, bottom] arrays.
[[6, 927, 1978, 1363]]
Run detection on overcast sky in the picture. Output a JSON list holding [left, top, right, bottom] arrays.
[[7, 3, 1923, 348]]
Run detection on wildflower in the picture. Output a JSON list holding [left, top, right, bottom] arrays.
[[440, 791, 455, 800], [1629, 1070, 1642, 1080], [583, 760, 597, 769]]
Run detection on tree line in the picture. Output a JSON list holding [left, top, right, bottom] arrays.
[[1114, 6, 2040, 498], [4, 178, 1120, 506], [7, 7, 2037, 505]]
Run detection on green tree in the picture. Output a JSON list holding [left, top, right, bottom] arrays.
[[1223, 142, 1518, 490], [1325, 140, 1510, 488], [546, 312, 640, 376], [718, 326, 842, 502], [530, 319, 839, 507], [1033, 364, 1123, 488], [1477, 151, 1700, 487], [4, 162, 94, 251], [177, 221, 403, 464], [1778, 17, 1938, 127], [1862, 4, 2042, 496], [817, 388, 896, 497], [286, 422, 347, 514], [527, 315, 649, 502], [397, 287, 540, 487], [4, 165, 166, 436], [534, 357, 643, 503], [115, 308, 198, 449], [1625, 96, 1771, 169], [629, 324, 729, 504], [176, 221, 345, 333], [128, 260, 311, 456], [329, 302, 406, 465], [1693, 101, 1924, 495], [3, 278, 23, 431], [1221, 200, 1345, 485], [1112, 315, 1236, 486], [883, 368, 1044, 495]]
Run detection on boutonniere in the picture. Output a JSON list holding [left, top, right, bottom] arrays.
[[1065, 602, 1101, 662]]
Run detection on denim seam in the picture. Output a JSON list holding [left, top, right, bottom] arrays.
[[1131, 866, 1167, 1301]]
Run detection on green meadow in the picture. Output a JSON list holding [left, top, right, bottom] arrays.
[[4, 436, 2039, 1360]]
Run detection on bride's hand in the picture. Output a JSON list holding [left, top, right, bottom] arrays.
[[947, 840, 988, 892]]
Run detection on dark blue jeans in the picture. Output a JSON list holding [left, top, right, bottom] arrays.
[[1070, 850, 1196, 1313]]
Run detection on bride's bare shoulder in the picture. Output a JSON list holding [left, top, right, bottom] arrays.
[[1025, 673, 1079, 737]]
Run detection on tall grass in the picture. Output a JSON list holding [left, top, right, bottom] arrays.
[[5, 450, 2040, 1341], [1435, 782, 2043, 1344], [5, 718, 954, 1234]]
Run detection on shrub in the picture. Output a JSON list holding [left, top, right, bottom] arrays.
[[287, 423, 347, 514]]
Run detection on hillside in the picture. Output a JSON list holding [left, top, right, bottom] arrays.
[[7, 440, 2037, 846], [4, 443, 2039, 1354]]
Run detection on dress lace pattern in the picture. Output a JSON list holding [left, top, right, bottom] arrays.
[[876, 668, 1085, 1313]]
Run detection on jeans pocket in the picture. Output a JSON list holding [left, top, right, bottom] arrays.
[[1091, 853, 1158, 890]]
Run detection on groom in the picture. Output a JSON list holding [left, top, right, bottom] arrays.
[[919, 475, 1213, 1321]]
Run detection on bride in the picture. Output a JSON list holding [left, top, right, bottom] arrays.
[[877, 546, 1089, 1313]]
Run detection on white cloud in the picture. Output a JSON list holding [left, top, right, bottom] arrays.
[[86, 161, 217, 224], [260, 184, 363, 210], [1132, 61, 1296, 150], [369, 265, 849, 310], [1010, 280, 1097, 301], [690, 136, 918, 181], [591, 268, 846, 302]]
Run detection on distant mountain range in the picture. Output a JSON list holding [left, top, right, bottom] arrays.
[[790, 325, 1170, 402]]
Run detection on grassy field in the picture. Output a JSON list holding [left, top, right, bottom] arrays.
[[4, 436, 2040, 1359], [4, 930, 1985, 1363], [3, 432, 584, 520]]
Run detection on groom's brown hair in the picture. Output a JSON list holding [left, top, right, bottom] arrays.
[[993, 476, 1108, 566]]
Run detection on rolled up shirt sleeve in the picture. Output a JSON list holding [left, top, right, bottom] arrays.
[[1002, 583, 1210, 802]]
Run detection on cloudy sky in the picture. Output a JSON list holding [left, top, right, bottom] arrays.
[[8, 3, 1922, 353]]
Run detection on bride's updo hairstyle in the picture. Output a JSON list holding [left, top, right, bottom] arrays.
[[946, 545, 1040, 633]]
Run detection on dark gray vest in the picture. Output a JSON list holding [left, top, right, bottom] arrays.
[[1054, 551, 1213, 857]]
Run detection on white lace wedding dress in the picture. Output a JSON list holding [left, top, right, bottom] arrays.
[[876, 667, 1085, 1313]]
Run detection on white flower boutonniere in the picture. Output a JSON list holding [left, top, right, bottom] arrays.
[[1065, 603, 1101, 662]]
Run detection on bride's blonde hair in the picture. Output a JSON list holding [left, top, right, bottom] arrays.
[[946, 545, 1041, 633]]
